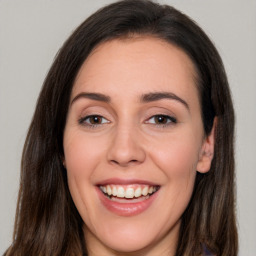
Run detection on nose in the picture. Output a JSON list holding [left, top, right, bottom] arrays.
[[107, 125, 146, 167]]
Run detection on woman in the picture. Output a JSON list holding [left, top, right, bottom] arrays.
[[4, 0, 238, 255]]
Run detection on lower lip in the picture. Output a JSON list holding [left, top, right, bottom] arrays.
[[96, 187, 159, 217]]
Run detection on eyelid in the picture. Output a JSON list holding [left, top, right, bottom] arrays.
[[145, 114, 177, 126], [76, 104, 115, 121], [78, 114, 110, 127]]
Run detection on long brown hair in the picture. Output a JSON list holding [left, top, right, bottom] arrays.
[[5, 1, 237, 255]]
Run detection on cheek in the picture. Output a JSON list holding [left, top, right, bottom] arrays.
[[63, 131, 106, 207], [64, 131, 106, 178], [148, 132, 200, 208], [149, 133, 200, 178]]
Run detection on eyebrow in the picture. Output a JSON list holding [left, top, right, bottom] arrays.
[[141, 92, 189, 110], [71, 91, 189, 110], [71, 92, 110, 105]]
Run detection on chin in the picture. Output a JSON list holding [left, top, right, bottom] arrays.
[[83, 207, 181, 255], [89, 224, 159, 253]]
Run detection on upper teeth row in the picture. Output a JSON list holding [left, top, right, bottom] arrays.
[[100, 185, 157, 199]]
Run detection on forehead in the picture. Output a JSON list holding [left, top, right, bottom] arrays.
[[72, 36, 199, 104]]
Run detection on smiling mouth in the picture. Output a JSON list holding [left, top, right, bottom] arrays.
[[99, 184, 160, 201]]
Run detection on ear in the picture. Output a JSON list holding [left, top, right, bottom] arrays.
[[61, 155, 66, 168], [196, 117, 217, 173]]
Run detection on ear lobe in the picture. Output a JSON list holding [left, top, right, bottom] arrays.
[[196, 117, 217, 173], [62, 156, 66, 168]]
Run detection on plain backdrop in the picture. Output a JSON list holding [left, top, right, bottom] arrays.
[[0, 0, 255, 255]]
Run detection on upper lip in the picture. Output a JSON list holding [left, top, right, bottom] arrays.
[[96, 178, 159, 186]]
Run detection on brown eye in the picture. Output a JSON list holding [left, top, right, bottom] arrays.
[[154, 115, 168, 124], [79, 115, 109, 126], [88, 116, 103, 124], [147, 115, 177, 126]]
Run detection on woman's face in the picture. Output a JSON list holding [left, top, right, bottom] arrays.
[[63, 37, 214, 255]]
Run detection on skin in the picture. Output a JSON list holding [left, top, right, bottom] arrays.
[[63, 37, 215, 256]]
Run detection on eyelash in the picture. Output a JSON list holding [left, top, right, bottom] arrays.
[[78, 114, 177, 128], [146, 114, 177, 127], [78, 115, 109, 128]]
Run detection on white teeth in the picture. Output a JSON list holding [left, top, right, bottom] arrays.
[[107, 185, 111, 196], [100, 185, 158, 199], [102, 186, 107, 193], [125, 188, 134, 198], [142, 186, 149, 196], [112, 186, 118, 196], [134, 187, 142, 198], [117, 187, 125, 198]]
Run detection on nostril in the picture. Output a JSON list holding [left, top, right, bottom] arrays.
[[110, 159, 139, 166], [111, 160, 119, 164]]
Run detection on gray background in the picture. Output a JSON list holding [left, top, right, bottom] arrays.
[[0, 0, 255, 255]]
